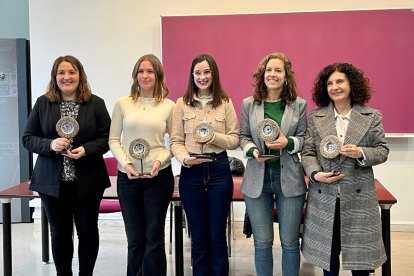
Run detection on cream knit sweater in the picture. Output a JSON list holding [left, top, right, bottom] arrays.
[[109, 96, 175, 174]]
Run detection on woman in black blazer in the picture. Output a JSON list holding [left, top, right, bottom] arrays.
[[22, 55, 111, 276]]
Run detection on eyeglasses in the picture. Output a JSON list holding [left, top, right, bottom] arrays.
[[193, 70, 211, 77]]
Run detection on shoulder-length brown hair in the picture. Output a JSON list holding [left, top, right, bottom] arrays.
[[45, 55, 92, 103], [130, 54, 169, 104], [312, 63, 373, 107], [183, 54, 229, 109], [252, 53, 298, 108]]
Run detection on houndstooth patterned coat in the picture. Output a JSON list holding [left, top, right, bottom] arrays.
[[301, 102, 389, 271]]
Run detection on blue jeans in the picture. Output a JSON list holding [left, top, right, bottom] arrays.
[[244, 168, 306, 276], [117, 166, 174, 276], [179, 151, 233, 276]]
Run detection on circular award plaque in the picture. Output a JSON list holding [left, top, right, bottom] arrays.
[[193, 122, 215, 143], [320, 135, 342, 159], [257, 119, 280, 142], [129, 138, 150, 160], [56, 117, 79, 139]]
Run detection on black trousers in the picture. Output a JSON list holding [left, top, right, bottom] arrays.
[[117, 165, 174, 276], [323, 199, 370, 276], [39, 181, 104, 276]]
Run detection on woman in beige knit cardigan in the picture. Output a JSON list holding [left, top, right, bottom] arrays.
[[170, 54, 239, 276]]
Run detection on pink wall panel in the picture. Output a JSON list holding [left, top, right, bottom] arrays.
[[162, 10, 414, 133]]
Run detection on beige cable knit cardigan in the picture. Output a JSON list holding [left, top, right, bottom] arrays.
[[170, 97, 239, 165]]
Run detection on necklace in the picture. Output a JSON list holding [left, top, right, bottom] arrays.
[[142, 102, 151, 110], [196, 93, 212, 99], [138, 98, 153, 110]]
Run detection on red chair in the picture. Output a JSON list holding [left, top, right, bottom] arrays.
[[100, 157, 121, 213], [104, 157, 118, 176], [227, 177, 243, 256]]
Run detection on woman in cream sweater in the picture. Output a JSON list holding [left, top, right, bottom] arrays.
[[109, 54, 174, 276]]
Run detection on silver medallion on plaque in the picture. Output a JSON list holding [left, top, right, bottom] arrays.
[[129, 138, 151, 175], [257, 119, 280, 142], [320, 135, 342, 159], [193, 122, 215, 143], [55, 117, 79, 154], [191, 122, 215, 159], [256, 119, 280, 158]]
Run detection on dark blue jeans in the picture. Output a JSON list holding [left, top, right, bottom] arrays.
[[179, 151, 233, 276], [117, 165, 174, 276], [39, 181, 104, 276], [324, 199, 369, 276]]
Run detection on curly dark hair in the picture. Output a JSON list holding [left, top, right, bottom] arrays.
[[252, 53, 298, 108], [312, 63, 373, 107], [45, 55, 92, 103], [183, 54, 229, 109]]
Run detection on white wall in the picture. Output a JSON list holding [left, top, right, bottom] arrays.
[[29, 0, 414, 224]]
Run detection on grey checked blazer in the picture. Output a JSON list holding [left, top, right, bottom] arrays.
[[239, 96, 307, 198], [301, 102, 389, 271]]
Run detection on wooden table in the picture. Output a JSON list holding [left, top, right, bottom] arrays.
[[0, 177, 397, 276]]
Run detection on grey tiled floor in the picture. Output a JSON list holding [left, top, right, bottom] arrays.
[[1, 221, 413, 275]]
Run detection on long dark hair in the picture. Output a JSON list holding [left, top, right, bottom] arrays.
[[183, 54, 229, 108]]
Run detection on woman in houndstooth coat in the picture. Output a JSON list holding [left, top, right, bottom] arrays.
[[301, 63, 389, 276]]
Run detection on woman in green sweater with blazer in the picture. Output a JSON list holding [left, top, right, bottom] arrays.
[[239, 53, 307, 276]]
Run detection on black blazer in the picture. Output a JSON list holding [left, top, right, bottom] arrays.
[[22, 95, 111, 197]]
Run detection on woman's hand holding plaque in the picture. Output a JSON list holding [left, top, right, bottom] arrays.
[[55, 117, 79, 154], [191, 122, 215, 159], [256, 119, 280, 159], [319, 135, 342, 176]]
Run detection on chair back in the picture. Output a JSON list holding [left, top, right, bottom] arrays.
[[100, 157, 122, 213], [228, 157, 245, 176], [104, 157, 118, 176]]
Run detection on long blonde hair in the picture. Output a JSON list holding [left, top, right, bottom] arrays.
[[130, 54, 169, 103]]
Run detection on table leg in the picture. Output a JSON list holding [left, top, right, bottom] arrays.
[[41, 203, 49, 264], [173, 201, 184, 276], [227, 209, 231, 257], [1, 199, 12, 276], [381, 206, 392, 276], [169, 202, 173, 255]]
